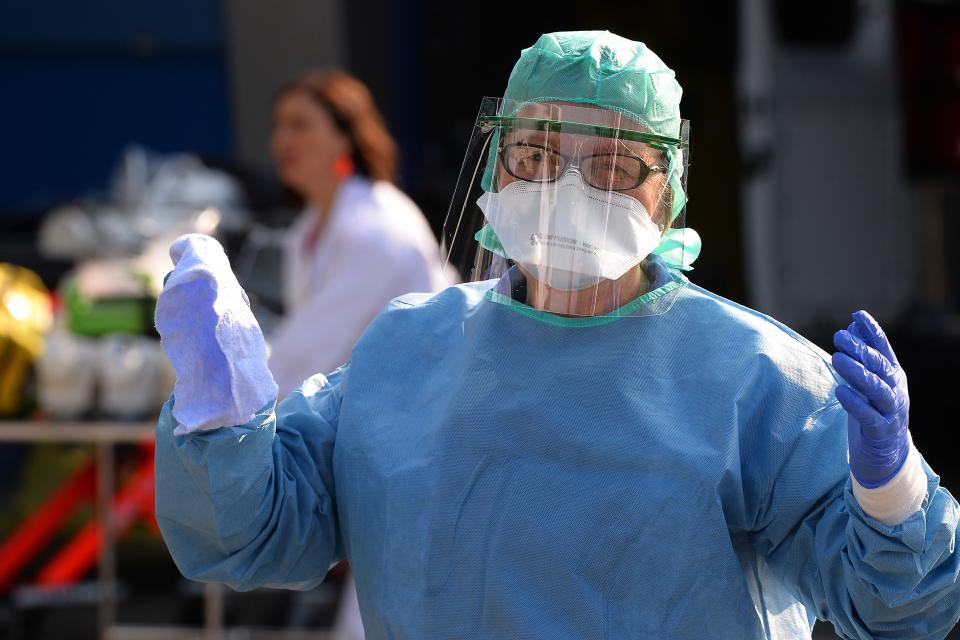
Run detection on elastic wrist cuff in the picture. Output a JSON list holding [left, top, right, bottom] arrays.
[[851, 443, 926, 526]]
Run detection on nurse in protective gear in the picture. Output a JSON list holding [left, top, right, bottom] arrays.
[[154, 31, 960, 640]]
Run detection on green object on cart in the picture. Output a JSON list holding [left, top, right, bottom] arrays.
[[63, 281, 157, 337]]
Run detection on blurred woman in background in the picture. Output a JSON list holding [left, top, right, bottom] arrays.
[[268, 71, 448, 640], [268, 71, 448, 397]]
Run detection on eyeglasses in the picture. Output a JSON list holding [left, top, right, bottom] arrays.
[[499, 142, 665, 192]]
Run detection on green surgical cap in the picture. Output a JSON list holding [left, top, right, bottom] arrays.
[[503, 31, 682, 137]]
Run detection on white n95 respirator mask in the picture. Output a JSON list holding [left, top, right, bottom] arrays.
[[477, 173, 664, 291]]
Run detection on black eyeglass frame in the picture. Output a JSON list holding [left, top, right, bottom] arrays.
[[497, 141, 666, 192]]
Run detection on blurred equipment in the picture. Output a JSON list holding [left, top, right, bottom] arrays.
[[29, 145, 238, 421], [0, 424, 164, 640], [0, 444, 156, 592], [35, 330, 98, 420], [37, 257, 176, 420], [97, 335, 174, 420], [0, 264, 52, 416], [62, 260, 157, 337], [38, 145, 245, 261]]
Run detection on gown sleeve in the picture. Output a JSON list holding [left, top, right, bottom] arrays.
[[748, 401, 960, 639], [154, 366, 347, 591]]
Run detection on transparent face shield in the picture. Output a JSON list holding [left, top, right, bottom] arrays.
[[442, 98, 691, 318]]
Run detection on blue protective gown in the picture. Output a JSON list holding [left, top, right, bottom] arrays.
[[155, 265, 960, 639]]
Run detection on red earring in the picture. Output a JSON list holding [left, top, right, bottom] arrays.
[[333, 154, 355, 179]]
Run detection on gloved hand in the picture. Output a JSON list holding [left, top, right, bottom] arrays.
[[155, 234, 277, 435], [832, 310, 910, 489]]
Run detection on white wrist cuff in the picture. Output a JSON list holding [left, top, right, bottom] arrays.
[[851, 443, 927, 526]]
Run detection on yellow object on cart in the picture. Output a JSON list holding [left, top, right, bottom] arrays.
[[0, 264, 52, 415]]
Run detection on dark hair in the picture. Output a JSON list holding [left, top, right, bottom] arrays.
[[275, 71, 398, 183]]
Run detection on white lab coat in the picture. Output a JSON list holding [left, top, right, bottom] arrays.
[[268, 176, 448, 397]]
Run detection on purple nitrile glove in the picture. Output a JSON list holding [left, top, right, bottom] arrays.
[[832, 310, 911, 489]]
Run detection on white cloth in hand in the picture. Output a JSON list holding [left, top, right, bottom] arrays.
[[155, 234, 277, 434]]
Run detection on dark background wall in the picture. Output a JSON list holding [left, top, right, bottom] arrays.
[[0, 0, 232, 214]]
